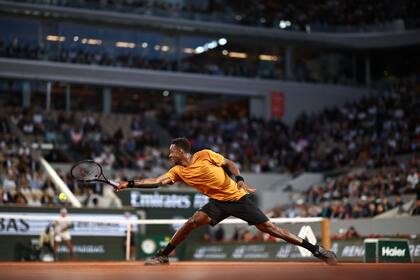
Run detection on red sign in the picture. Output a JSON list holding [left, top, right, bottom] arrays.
[[271, 92, 285, 117]]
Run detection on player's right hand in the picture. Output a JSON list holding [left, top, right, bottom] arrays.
[[115, 181, 128, 192], [237, 181, 256, 193]]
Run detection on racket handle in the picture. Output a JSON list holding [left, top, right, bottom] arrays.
[[109, 180, 119, 188]]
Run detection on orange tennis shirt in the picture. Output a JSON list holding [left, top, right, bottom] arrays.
[[165, 149, 247, 201]]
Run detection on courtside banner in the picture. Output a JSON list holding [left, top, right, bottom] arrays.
[[0, 212, 138, 236], [184, 239, 420, 262], [129, 190, 209, 209]]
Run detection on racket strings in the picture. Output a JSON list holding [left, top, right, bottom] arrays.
[[71, 162, 101, 180]]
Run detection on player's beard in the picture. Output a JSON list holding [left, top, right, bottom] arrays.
[[170, 157, 179, 165]]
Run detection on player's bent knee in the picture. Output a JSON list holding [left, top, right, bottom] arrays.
[[194, 211, 212, 225], [256, 221, 270, 232], [186, 212, 211, 228]]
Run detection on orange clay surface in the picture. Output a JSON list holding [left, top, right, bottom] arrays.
[[0, 261, 419, 280]]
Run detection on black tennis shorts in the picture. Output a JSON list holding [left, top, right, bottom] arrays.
[[199, 194, 269, 226]]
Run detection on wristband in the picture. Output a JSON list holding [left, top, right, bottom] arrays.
[[235, 175, 244, 182], [127, 180, 135, 188]]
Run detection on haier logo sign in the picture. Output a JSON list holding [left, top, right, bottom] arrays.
[[382, 247, 406, 257]]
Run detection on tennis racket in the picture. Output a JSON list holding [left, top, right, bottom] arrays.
[[70, 160, 118, 189]]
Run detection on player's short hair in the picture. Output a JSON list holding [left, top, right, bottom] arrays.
[[171, 137, 191, 153]]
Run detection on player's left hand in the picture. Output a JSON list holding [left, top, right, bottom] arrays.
[[115, 181, 128, 192], [237, 181, 256, 193]]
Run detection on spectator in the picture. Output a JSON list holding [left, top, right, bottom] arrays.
[[2, 171, 17, 192], [13, 191, 28, 205], [412, 200, 420, 215], [214, 226, 225, 242], [338, 226, 361, 240], [395, 195, 405, 213], [406, 168, 419, 191], [0, 185, 13, 204], [37, 223, 55, 262], [319, 202, 332, 218], [241, 230, 255, 242]]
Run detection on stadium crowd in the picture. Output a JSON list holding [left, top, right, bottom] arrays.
[[269, 153, 420, 220], [4, 75, 419, 176], [164, 77, 420, 174], [0, 39, 284, 81], [1, 75, 419, 171], [0, 109, 124, 207], [10, 108, 165, 171], [1, 75, 419, 214], [0, 113, 56, 206], [16, 0, 420, 31]]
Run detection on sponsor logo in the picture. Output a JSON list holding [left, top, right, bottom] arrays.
[[141, 239, 157, 254], [297, 225, 317, 257], [409, 244, 420, 257], [194, 246, 227, 259], [276, 245, 292, 258], [341, 245, 365, 257], [232, 245, 269, 259], [131, 192, 208, 208], [382, 246, 406, 257], [193, 194, 209, 208], [58, 245, 105, 254], [0, 213, 137, 236], [0, 218, 30, 233]]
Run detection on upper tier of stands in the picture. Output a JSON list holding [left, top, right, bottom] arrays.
[[12, 0, 420, 31]]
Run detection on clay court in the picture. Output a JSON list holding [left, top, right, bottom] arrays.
[[1, 262, 419, 280]]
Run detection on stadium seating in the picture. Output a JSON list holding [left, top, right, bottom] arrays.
[[13, 0, 420, 30], [1, 76, 419, 213]]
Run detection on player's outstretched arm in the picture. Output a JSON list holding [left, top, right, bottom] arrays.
[[115, 174, 172, 191]]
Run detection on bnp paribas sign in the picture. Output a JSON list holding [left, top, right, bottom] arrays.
[[365, 238, 412, 263]]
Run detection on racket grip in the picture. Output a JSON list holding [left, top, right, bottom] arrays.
[[109, 180, 119, 188]]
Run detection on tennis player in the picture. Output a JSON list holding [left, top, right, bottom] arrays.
[[116, 137, 337, 265], [53, 208, 74, 260]]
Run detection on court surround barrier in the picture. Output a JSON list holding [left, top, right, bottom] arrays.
[[0, 211, 328, 261], [1, 210, 420, 262]]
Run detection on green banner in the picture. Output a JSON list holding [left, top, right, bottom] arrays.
[[365, 239, 412, 263], [0, 235, 125, 261], [183, 239, 420, 262]]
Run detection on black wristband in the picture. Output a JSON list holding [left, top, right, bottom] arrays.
[[235, 175, 244, 182], [127, 180, 135, 188]]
